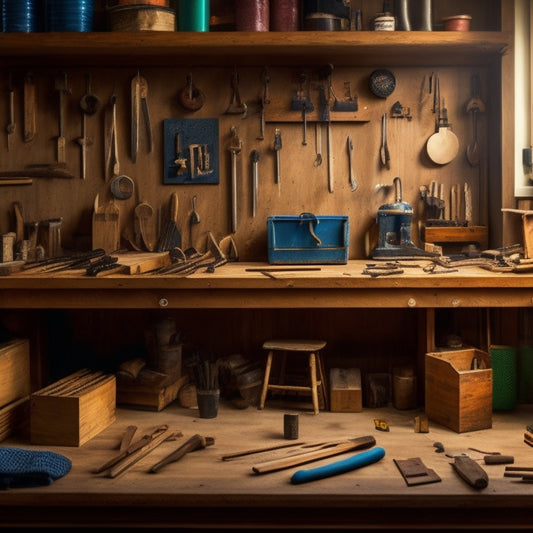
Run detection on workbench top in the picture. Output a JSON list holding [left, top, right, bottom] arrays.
[[1, 402, 533, 529], [1, 259, 533, 309]]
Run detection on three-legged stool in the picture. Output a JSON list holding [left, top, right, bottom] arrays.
[[258, 339, 327, 415]]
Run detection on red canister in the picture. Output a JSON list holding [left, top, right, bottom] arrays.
[[235, 0, 269, 31], [271, 0, 299, 31]]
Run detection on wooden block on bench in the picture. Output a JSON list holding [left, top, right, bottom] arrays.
[[329, 368, 362, 412]]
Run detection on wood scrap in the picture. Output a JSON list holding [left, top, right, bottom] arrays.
[[394, 457, 441, 486]]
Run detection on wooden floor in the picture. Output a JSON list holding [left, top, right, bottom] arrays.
[[2, 398, 533, 529]]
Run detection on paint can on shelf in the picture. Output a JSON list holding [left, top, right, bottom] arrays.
[[373, 13, 395, 31], [271, 0, 299, 31], [235, 0, 269, 32]]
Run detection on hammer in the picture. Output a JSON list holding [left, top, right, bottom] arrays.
[[149, 434, 214, 473]]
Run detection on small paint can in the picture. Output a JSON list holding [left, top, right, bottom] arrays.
[[442, 14, 471, 31], [374, 13, 395, 31], [284, 413, 299, 440]]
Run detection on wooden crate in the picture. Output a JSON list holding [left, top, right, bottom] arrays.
[[30, 369, 116, 446], [0, 396, 30, 443], [0, 338, 30, 409], [329, 368, 362, 413], [425, 348, 492, 433]]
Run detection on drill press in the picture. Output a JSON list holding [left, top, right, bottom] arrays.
[[372, 177, 438, 260]]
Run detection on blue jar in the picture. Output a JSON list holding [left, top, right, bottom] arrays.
[[2, 0, 39, 33], [45, 0, 94, 32]]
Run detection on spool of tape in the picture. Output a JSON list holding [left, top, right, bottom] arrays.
[[110, 174, 134, 200]]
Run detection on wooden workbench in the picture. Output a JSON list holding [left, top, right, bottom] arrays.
[[1, 402, 533, 530], [1, 259, 533, 310], [1, 258, 533, 529]]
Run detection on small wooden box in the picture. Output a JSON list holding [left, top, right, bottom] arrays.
[[425, 349, 492, 433], [0, 338, 30, 408], [30, 369, 116, 446], [330, 368, 362, 412]]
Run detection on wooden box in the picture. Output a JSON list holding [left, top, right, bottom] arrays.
[[330, 368, 362, 413], [30, 369, 116, 446], [0, 396, 30, 443], [0, 338, 30, 408], [425, 348, 492, 433]]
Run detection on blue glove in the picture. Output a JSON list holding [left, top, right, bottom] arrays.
[[0, 447, 71, 489]]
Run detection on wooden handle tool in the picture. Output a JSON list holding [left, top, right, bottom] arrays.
[[252, 436, 376, 475], [149, 434, 215, 473]]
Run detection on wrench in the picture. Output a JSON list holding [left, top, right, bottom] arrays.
[[347, 136, 357, 191]]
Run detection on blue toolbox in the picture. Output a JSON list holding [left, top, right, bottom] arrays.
[[267, 213, 349, 264]]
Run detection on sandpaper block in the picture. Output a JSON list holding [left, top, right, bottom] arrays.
[[394, 457, 441, 486]]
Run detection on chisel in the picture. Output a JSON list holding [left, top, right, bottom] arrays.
[[291, 446, 385, 484]]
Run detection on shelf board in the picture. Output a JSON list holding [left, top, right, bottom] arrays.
[[0, 31, 512, 67]]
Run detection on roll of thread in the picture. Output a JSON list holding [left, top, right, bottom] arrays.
[[270, 0, 299, 31], [45, 0, 94, 32], [519, 345, 533, 403], [178, 0, 209, 31], [284, 413, 299, 440], [490, 345, 517, 410], [235, 0, 269, 32], [2, 0, 39, 32]]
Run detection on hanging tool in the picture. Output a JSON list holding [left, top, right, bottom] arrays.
[[178, 72, 205, 111], [318, 85, 333, 192], [380, 113, 390, 169], [189, 195, 201, 248], [156, 192, 182, 252], [257, 67, 270, 140], [314, 123, 322, 166], [76, 74, 100, 180], [54, 70, 71, 165], [6, 73, 15, 151], [427, 76, 459, 165], [23, 72, 36, 143], [291, 72, 314, 145], [251, 149, 260, 216], [332, 80, 358, 112], [104, 89, 119, 181], [229, 126, 243, 233], [347, 136, 357, 191], [273, 128, 282, 195], [225, 69, 247, 117], [131, 71, 153, 163], [149, 434, 215, 473], [465, 74, 485, 167]]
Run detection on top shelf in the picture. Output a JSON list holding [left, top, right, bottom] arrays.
[[0, 31, 512, 68]]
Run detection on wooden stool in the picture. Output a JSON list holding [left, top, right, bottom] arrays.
[[258, 339, 327, 415]]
